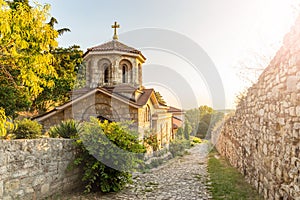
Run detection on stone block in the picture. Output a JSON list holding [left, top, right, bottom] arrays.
[[11, 169, 28, 178], [296, 106, 300, 116], [4, 179, 20, 193], [0, 180, 3, 198], [289, 107, 296, 116], [3, 196, 12, 200], [278, 118, 285, 125], [294, 123, 300, 130], [287, 76, 297, 92], [41, 183, 50, 195], [0, 166, 7, 174], [14, 190, 24, 198], [33, 175, 45, 186], [25, 187, 34, 194]]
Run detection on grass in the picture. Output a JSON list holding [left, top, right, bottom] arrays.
[[207, 149, 263, 200]]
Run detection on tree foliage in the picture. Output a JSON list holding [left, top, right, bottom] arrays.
[[0, 0, 59, 116], [185, 105, 224, 139], [155, 91, 167, 105], [33, 46, 83, 112], [0, 107, 14, 138], [0, 0, 58, 96], [0, 1, 84, 116], [73, 118, 146, 193], [0, 71, 31, 117], [183, 121, 191, 140]]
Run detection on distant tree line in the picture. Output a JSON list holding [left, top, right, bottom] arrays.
[[185, 105, 224, 139]]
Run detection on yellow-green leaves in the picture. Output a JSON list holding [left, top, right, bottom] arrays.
[[0, 108, 7, 137], [0, 107, 15, 138], [0, 0, 58, 97]]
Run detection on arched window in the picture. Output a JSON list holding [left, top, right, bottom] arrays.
[[138, 64, 142, 85], [119, 60, 132, 84], [145, 105, 151, 122], [98, 59, 112, 85], [122, 64, 128, 83], [144, 107, 148, 122], [148, 105, 151, 122], [103, 63, 112, 84], [104, 65, 109, 83]]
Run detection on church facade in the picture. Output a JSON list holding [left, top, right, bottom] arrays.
[[35, 22, 183, 149]]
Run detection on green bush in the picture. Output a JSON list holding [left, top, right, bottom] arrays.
[[169, 139, 190, 157], [13, 118, 42, 139], [190, 136, 202, 147], [144, 131, 159, 151], [73, 117, 146, 193], [49, 119, 82, 138]]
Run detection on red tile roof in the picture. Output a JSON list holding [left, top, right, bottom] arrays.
[[168, 106, 184, 113], [84, 40, 146, 59]]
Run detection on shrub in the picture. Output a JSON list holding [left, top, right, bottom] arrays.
[[144, 131, 159, 151], [49, 119, 82, 138], [0, 108, 15, 139], [191, 136, 202, 143], [13, 118, 42, 139], [190, 136, 202, 147], [73, 117, 146, 193], [169, 139, 190, 157]]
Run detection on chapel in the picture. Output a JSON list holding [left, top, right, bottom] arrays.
[[35, 22, 183, 148]]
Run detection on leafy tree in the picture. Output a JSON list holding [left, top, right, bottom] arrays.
[[0, 71, 31, 117], [185, 108, 200, 135], [199, 105, 214, 116], [33, 46, 83, 112], [196, 121, 208, 139], [155, 91, 167, 105], [176, 127, 184, 139], [185, 105, 224, 139], [0, 0, 58, 116], [183, 121, 191, 140], [5, 0, 30, 9], [47, 17, 70, 36]]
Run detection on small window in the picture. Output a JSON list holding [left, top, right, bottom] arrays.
[[122, 64, 128, 83], [145, 105, 151, 122], [138, 64, 142, 84], [104, 66, 109, 83]]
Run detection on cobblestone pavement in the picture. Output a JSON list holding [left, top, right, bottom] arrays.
[[63, 143, 212, 200]]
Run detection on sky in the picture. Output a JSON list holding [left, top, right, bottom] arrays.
[[37, 0, 299, 109]]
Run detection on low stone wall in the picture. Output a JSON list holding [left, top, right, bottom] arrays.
[[212, 16, 300, 200], [0, 139, 82, 200]]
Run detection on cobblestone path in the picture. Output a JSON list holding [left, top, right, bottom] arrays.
[[64, 143, 212, 200]]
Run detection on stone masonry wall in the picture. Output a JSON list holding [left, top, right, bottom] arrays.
[[41, 91, 140, 132], [212, 17, 300, 199], [0, 139, 82, 200]]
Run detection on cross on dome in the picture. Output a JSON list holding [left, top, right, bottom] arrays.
[[111, 21, 120, 40]]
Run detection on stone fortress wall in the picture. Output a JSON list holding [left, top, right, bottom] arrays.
[[212, 17, 300, 199], [0, 139, 82, 200]]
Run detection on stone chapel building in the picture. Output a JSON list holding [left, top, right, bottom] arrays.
[[35, 22, 183, 148]]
